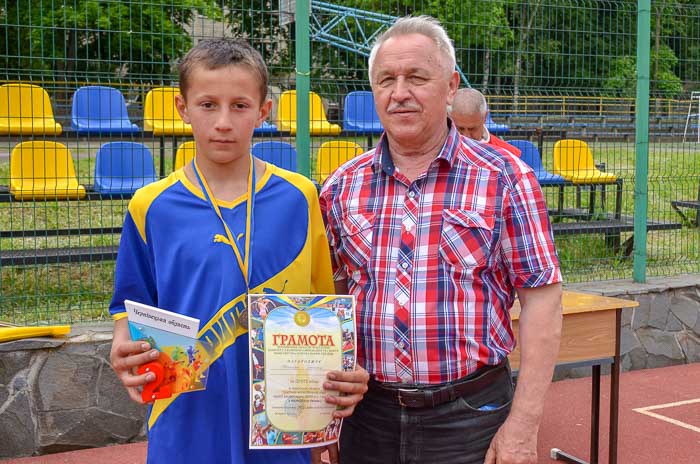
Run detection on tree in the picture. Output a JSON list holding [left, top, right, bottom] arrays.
[[0, 0, 220, 82]]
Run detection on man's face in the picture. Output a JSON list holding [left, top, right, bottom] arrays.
[[371, 33, 459, 148], [451, 110, 487, 140]]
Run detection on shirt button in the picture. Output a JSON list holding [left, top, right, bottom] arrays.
[[398, 341, 404, 349], [408, 191, 415, 199], [401, 262, 408, 269]]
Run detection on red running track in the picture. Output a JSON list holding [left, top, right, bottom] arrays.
[[3, 363, 699, 464]]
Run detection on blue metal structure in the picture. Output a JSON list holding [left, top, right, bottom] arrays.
[[309, 1, 470, 87]]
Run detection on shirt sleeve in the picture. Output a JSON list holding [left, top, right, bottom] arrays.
[[109, 210, 157, 318], [319, 181, 347, 282], [499, 169, 563, 288]]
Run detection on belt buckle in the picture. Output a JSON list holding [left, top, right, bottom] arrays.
[[397, 388, 419, 407]]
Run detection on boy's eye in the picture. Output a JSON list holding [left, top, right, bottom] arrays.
[[200, 102, 215, 109], [234, 103, 249, 109]]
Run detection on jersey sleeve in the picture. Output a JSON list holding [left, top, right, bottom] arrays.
[[307, 185, 336, 294], [109, 210, 157, 319]]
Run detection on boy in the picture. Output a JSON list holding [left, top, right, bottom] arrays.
[[109, 39, 368, 464]]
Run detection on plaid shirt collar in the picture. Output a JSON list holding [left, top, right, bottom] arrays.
[[372, 119, 461, 176]]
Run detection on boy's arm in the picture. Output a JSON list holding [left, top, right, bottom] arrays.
[[110, 318, 161, 404]]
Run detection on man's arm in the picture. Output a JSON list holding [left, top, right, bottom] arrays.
[[485, 282, 562, 464]]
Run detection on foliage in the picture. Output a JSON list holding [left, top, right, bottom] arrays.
[[0, 0, 221, 81]]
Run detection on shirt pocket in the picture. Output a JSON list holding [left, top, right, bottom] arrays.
[[338, 212, 375, 272], [439, 209, 496, 269]]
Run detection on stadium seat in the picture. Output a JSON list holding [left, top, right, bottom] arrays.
[[276, 90, 342, 135], [316, 141, 363, 183], [10, 141, 85, 199], [174, 141, 196, 170], [252, 141, 297, 172], [508, 140, 566, 185], [485, 113, 510, 135], [553, 139, 618, 184], [71, 85, 140, 134], [0, 83, 62, 135], [343, 91, 383, 133], [143, 87, 192, 136], [253, 120, 278, 135], [94, 142, 157, 195]]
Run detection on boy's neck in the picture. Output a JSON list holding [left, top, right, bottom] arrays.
[[185, 153, 266, 202]]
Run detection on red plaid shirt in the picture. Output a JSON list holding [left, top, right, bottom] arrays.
[[320, 123, 562, 384]]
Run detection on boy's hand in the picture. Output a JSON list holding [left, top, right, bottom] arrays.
[[110, 318, 160, 404], [311, 444, 337, 464], [323, 366, 369, 418]]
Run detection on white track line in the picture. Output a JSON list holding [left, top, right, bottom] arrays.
[[632, 398, 700, 434]]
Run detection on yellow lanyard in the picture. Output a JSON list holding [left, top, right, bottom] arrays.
[[193, 154, 255, 290]]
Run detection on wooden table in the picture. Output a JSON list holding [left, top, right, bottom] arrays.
[[509, 291, 638, 464]]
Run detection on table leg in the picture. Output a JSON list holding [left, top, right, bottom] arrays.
[[591, 364, 601, 463], [609, 309, 622, 464]]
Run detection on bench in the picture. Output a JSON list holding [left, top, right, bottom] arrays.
[[671, 184, 700, 227], [551, 216, 683, 256]]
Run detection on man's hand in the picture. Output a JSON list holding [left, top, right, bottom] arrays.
[[109, 317, 160, 403], [322, 366, 370, 418], [483, 415, 539, 464]]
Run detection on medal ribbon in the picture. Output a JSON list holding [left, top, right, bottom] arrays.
[[192, 154, 255, 291]]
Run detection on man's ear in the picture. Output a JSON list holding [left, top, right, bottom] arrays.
[[446, 71, 460, 106], [175, 94, 190, 124], [257, 98, 272, 127]]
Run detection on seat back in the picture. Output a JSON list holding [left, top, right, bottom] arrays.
[[0, 83, 62, 135], [10, 141, 85, 199], [252, 141, 297, 172], [509, 140, 543, 171], [343, 91, 383, 132], [316, 141, 364, 183], [277, 90, 339, 134], [174, 141, 196, 170], [94, 142, 156, 194], [143, 87, 191, 135], [71, 86, 137, 133]]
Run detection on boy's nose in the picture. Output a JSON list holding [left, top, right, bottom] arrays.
[[214, 110, 233, 130]]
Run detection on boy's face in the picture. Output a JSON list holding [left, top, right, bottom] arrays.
[[175, 64, 271, 165]]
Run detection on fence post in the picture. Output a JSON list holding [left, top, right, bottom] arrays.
[[295, 0, 311, 178], [633, 0, 651, 283]]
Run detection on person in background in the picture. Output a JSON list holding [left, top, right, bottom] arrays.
[[449, 87, 521, 157]]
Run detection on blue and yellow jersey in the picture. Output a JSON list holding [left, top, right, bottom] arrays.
[[110, 163, 334, 464]]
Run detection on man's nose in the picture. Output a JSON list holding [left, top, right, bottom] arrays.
[[391, 77, 411, 101]]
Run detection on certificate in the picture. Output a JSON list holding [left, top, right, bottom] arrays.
[[248, 294, 356, 449]]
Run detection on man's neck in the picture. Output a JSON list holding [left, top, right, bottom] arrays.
[[185, 153, 265, 202], [387, 124, 449, 182]]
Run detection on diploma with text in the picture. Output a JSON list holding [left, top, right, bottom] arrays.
[[247, 294, 356, 449]]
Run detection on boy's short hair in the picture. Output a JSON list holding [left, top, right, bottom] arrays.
[[178, 38, 268, 104]]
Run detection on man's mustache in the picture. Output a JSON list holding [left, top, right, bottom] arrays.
[[387, 102, 421, 112]]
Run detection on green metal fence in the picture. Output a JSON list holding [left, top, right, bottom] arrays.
[[1, 0, 698, 325]]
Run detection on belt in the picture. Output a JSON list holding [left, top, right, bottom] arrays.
[[368, 361, 509, 409]]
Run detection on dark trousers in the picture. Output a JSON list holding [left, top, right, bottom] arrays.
[[339, 366, 514, 464]]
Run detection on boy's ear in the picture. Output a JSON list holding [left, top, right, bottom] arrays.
[[175, 94, 190, 124], [256, 98, 272, 127]]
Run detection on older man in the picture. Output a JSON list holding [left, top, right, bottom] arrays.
[[320, 15, 562, 464], [450, 87, 521, 157]]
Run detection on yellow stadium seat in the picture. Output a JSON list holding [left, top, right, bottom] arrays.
[[553, 139, 618, 184], [174, 141, 196, 170], [143, 87, 192, 136], [277, 90, 342, 136], [316, 141, 363, 183], [10, 141, 86, 200], [0, 83, 62, 135]]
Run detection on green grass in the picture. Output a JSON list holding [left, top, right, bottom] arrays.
[[0, 139, 698, 324]]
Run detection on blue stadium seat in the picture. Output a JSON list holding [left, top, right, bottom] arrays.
[[508, 140, 566, 185], [253, 120, 278, 134], [252, 141, 297, 172], [343, 91, 383, 133], [71, 86, 140, 134], [94, 142, 157, 195], [485, 113, 510, 135]]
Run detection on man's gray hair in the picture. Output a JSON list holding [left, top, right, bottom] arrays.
[[368, 15, 456, 85], [449, 88, 487, 117]]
